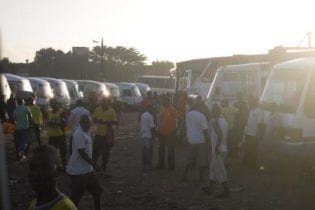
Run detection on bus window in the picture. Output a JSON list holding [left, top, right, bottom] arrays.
[[122, 89, 132, 96]]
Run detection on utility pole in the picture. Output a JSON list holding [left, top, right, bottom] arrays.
[[93, 38, 105, 82], [101, 38, 104, 81]]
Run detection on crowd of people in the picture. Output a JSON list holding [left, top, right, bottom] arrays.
[[1, 89, 272, 209]]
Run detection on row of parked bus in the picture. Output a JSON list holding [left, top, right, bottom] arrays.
[[176, 57, 315, 161], [0, 73, 153, 111]]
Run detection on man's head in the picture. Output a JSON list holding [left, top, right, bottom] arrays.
[[76, 99, 84, 107], [195, 95, 203, 105], [49, 98, 59, 111], [146, 91, 152, 98], [28, 145, 58, 195], [17, 98, 24, 106], [26, 97, 34, 106], [162, 96, 170, 107], [101, 97, 110, 109], [210, 103, 222, 118], [80, 114, 91, 132]]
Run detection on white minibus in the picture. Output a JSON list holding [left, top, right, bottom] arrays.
[[38, 77, 71, 108], [206, 62, 272, 108], [28, 77, 54, 110], [116, 82, 143, 109], [0, 73, 12, 102], [258, 58, 315, 167], [62, 79, 82, 107], [5, 73, 33, 94]]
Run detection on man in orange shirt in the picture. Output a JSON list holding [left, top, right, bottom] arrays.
[[157, 96, 178, 170]]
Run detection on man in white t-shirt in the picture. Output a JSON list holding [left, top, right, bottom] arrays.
[[183, 105, 210, 182], [66, 115, 102, 210], [67, 99, 90, 154], [140, 105, 156, 174]]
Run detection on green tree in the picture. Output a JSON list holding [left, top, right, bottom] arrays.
[[150, 60, 174, 75]]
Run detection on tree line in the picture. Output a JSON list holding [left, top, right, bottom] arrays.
[[0, 45, 175, 82]]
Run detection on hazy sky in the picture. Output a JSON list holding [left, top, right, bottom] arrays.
[[1, 0, 315, 63]]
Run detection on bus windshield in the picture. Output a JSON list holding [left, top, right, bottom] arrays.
[[214, 71, 256, 100], [260, 68, 308, 113], [38, 83, 54, 98], [54, 82, 69, 97]]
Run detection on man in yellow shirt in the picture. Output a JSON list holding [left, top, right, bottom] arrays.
[[26, 97, 43, 145], [47, 99, 68, 171], [28, 145, 77, 210], [92, 97, 117, 175], [157, 96, 178, 170]]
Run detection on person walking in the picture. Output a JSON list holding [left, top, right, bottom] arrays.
[[67, 99, 90, 154], [28, 145, 77, 210], [92, 97, 117, 175], [242, 99, 262, 169], [47, 99, 68, 171], [13, 98, 32, 161], [26, 97, 43, 145], [203, 104, 230, 198], [7, 93, 16, 123], [157, 96, 178, 170], [183, 103, 210, 181], [140, 104, 156, 174], [67, 115, 102, 210]]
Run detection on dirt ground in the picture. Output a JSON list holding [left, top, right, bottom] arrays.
[[6, 112, 315, 210]]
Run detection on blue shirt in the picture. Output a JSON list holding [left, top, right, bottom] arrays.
[[13, 104, 31, 130]]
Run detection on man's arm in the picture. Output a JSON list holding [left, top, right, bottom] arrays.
[[78, 149, 99, 171]]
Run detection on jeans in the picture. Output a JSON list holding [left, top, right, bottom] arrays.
[[13, 129, 30, 160], [142, 137, 154, 172], [158, 134, 175, 170]]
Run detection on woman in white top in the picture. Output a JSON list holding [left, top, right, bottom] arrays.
[[203, 103, 229, 198]]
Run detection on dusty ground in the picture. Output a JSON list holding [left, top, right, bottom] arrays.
[[6, 112, 315, 210]]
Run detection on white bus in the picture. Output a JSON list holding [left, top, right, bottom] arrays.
[[258, 58, 315, 165], [38, 77, 71, 108], [5, 73, 33, 93], [205, 62, 272, 108], [0, 73, 12, 102], [28, 77, 54, 110], [137, 75, 175, 95], [62, 79, 82, 107]]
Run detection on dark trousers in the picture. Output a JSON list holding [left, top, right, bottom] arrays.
[[158, 135, 175, 170], [142, 137, 154, 172], [242, 135, 260, 168], [13, 129, 30, 160], [48, 135, 67, 168], [70, 172, 102, 210], [92, 135, 111, 170], [69, 135, 73, 155], [33, 125, 41, 145]]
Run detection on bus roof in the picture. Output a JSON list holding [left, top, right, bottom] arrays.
[[139, 75, 173, 79], [273, 57, 315, 70]]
